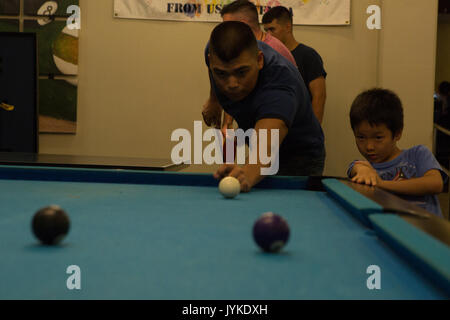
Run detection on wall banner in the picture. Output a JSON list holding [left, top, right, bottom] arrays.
[[114, 0, 351, 25]]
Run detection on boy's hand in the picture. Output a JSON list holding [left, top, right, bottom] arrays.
[[351, 162, 382, 186]]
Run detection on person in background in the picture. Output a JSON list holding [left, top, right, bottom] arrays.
[[433, 81, 450, 170], [434, 81, 449, 127], [262, 6, 327, 124]]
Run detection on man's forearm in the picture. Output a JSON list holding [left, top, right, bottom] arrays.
[[242, 164, 266, 189], [223, 112, 233, 127], [308, 77, 326, 124], [311, 96, 325, 124], [203, 86, 223, 128]]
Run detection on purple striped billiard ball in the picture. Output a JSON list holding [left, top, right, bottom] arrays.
[[253, 212, 290, 252]]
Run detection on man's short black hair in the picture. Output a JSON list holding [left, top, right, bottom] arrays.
[[350, 88, 404, 136], [209, 21, 258, 62], [262, 6, 292, 25], [220, 0, 259, 25]]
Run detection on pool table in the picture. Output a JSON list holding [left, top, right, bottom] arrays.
[[0, 162, 449, 300]]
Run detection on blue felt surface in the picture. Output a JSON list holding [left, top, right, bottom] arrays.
[[0, 176, 448, 299], [323, 179, 384, 227], [0, 165, 309, 189], [369, 214, 450, 295]]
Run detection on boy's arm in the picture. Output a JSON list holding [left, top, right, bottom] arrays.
[[214, 118, 288, 191], [350, 162, 444, 195], [377, 169, 444, 196]]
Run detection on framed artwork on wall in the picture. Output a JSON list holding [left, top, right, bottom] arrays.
[[0, 0, 79, 134]]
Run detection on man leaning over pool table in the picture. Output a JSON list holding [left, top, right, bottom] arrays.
[[205, 21, 325, 191]]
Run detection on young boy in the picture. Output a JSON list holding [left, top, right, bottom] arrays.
[[348, 88, 448, 217]]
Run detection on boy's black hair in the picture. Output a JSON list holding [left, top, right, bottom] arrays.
[[220, 0, 259, 25], [350, 88, 404, 136], [209, 21, 258, 63], [262, 6, 292, 25]]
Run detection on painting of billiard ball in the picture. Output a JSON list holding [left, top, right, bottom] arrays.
[[39, 79, 77, 133], [0, 0, 20, 15], [24, 19, 78, 76], [53, 26, 79, 78], [24, 0, 79, 17]]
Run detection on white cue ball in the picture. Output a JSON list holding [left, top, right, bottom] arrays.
[[219, 176, 240, 198]]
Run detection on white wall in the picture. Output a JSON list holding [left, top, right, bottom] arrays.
[[379, 0, 438, 151]]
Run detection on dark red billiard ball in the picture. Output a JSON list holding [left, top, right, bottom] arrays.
[[253, 212, 290, 252], [32, 205, 70, 245]]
